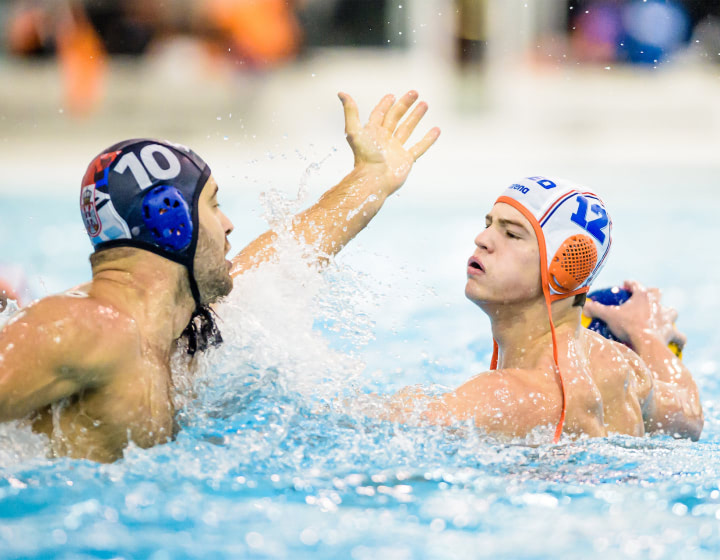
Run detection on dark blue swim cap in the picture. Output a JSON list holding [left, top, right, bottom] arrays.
[[80, 138, 211, 304]]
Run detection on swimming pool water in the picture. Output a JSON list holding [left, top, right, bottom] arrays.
[[1, 160, 720, 559]]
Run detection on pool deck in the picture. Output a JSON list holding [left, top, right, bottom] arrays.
[[1, 48, 719, 198]]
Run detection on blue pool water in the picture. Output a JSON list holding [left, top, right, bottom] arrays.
[[1, 160, 720, 559]]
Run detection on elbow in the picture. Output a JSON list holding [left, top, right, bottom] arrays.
[[684, 396, 704, 441], [668, 411, 703, 441], [653, 390, 704, 441], [687, 413, 704, 442]]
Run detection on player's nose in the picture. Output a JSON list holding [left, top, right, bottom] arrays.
[[474, 228, 493, 252]]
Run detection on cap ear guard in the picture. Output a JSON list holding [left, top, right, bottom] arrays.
[[141, 185, 193, 252], [548, 234, 598, 293]]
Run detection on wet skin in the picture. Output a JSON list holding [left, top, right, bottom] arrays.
[[0, 178, 234, 462], [0, 91, 440, 461], [382, 203, 703, 441]]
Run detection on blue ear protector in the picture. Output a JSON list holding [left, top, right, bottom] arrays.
[[142, 185, 193, 252]]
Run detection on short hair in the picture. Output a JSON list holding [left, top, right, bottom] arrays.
[[573, 293, 587, 307]]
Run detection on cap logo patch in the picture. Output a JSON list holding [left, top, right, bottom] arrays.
[[509, 183, 530, 195]]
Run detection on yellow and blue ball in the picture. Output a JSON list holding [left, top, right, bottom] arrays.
[[581, 287, 682, 359]]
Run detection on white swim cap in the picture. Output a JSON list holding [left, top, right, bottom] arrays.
[[496, 176, 612, 300]]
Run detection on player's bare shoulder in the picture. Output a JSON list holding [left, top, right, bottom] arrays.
[[451, 366, 562, 438], [1, 286, 141, 371]]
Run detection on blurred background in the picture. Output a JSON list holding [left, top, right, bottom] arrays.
[[0, 0, 719, 305]]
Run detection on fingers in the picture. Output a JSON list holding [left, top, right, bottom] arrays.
[[395, 101, 428, 144], [582, 299, 617, 322], [623, 279, 644, 294], [368, 94, 396, 126], [409, 127, 441, 161], [382, 90, 418, 132], [338, 92, 361, 136], [671, 329, 687, 350]]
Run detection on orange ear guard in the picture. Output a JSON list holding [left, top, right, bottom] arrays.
[[549, 234, 598, 293]]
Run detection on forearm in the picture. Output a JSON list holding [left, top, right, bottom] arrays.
[[302, 164, 392, 253], [231, 90, 439, 276], [643, 379, 703, 440], [631, 333, 697, 392], [231, 164, 391, 275], [632, 334, 703, 439]]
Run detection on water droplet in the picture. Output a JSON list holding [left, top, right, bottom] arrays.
[[245, 532, 264, 548], [300, 528, 319, 546], [430, 518, 446, 532]]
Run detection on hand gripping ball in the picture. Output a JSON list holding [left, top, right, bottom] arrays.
[[581, 287, 682, 358]]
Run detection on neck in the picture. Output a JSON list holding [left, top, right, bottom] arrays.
[[90, 252, 196, 357], [482, 295, 581, 369]]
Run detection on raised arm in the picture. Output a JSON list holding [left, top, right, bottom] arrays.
[[584, 280, 703, 440], [0, 297, 134, 421], [231, 91, 440, 275]]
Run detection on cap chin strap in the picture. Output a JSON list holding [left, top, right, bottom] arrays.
[[492, 196, 590, 444], [186, 261, 202, 308], [183, 261, 223, 356]]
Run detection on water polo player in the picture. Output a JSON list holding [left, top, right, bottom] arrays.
[[373, 176, 703, 441], [0, 91, 440, 462]]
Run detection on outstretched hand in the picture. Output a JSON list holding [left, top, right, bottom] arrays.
[[338, 91, 440, 198], [583, 280, 686, 349], [230, 91, 439, 275]]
